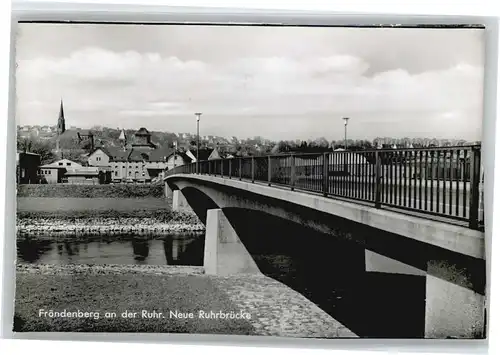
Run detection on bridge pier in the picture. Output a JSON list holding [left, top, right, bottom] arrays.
[[164, 182, 173, 198], [204, 208, 261, 276], [172, 190, 191, 212], [365, 250, 485, 338], [425, 274, 485, 339]]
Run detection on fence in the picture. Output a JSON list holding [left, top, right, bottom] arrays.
[[165, 146, 483, 230]]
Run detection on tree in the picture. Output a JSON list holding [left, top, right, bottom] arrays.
[[17, 137, 55, 165], [314, 137, 329, 148], [61, 149, 88, 165]]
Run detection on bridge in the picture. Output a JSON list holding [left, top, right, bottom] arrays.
[[164, 146, 486, 339]]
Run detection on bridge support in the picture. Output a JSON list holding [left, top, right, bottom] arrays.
[[365, 250, 485, 338], [164, 182, 173, 198], [204, 208, 261, 276], [424, 274, 485, 339], [172, 190, 191, 212]]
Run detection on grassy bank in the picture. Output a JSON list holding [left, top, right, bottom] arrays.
[[17, 207, 198, 223], [17, 197, 170, 213], [17, 197, 204, 234], [17, 184, 165, 198], [17, 197, 195, 221], [14, 266, 255, 334]]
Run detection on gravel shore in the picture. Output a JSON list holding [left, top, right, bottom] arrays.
[[16, 263, 205, 276], [17, 220, 205, 235], [17, 209, 206, 235]]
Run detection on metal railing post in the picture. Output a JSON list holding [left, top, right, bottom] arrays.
[[251, 156, 255, 183], [375, 151, 382, 208], [290, 155, 296, 191], [268, 156, 272, 186], [239, 158, 242, 180], [322, 153, 328, 196], [220, 159, 223, 177], [208, 161, 211, 176], [229, 159, 232, 179], [469, 146, 481, 229]]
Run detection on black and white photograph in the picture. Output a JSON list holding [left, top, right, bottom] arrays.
[[13, 22, 486, 339]]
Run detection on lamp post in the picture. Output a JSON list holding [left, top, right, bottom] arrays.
[[195, 113, 202, 173], [173, 141, 177, 170], [343, 117, 350, 150]]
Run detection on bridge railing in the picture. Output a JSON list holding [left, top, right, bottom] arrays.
[[165, 146, 483, 230]]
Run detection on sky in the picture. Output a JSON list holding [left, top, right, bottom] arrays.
[[15, 23, 485, 141]]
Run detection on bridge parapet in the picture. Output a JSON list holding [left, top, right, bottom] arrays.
[[165, 146, 484, 230]]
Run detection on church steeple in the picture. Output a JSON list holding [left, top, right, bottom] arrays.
[[119, 128, 126, 142], [119, 128, 127, 151], [57, 99, 66, 135]]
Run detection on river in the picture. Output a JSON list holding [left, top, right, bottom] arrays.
[[17, 233, 204, 266], [17, 219, 425, 338]]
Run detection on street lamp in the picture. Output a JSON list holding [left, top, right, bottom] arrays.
[[195, 112, 202, 173], [343, 117, 350, 150], [173, 141, 177, 170]]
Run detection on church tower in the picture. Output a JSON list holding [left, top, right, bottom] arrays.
[[56, 99, 66, 153], [57, 99, 66, 135], [119, 128, 127, 150]]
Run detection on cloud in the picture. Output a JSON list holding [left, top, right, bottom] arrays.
[[16, 47, 484, 140]]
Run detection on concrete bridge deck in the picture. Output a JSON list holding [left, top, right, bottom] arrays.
[[165, 173, 484, 259]]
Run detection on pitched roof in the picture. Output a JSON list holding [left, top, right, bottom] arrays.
[[93, 146, 131, 162], [148, 146, 175, 162], [128, 149, 151, 162], [177, 152, 192, 163], [40, 159, 82, 169], [90, 145, 193, 163], [65, 167, 99, 176], [135, 127, 150, 136], [190, 148, 213, 161]]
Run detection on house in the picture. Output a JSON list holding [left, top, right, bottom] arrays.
[[64, 166, 111, 185], [39, 159, 82, 184], [86, 128, 191, 183], [185, 148, 214, 162], [208, 148, 221, 160], [76, 130, 95, 151], [16, 151, 41, 184], [87, 147, 111, 167]]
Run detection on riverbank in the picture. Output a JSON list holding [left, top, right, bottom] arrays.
[[17, 217, 205, 236], [17, 197, 205, 235], [17, 213, 205, 235], [14, 264, 254, 334], [14, 263, 356, 337], [17, 184, 165, 198], [17, 197, 173, 214]]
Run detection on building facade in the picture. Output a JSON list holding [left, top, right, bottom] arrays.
[[65, 167, 111, 185], [87, 128, 191, 183], [16, 151, 41, 184], [39, 159, 82, 184]]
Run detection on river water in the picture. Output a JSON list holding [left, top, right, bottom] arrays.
[[17, 219, 425, 338], [17, 233, 204, 266]]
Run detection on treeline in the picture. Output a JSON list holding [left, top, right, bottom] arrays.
[[17, 124, 478, 164]]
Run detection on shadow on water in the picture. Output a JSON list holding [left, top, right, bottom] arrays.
[[16, 233, 205, 266], [17, 239, 53, 263], [224, 208, 426, 339]]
